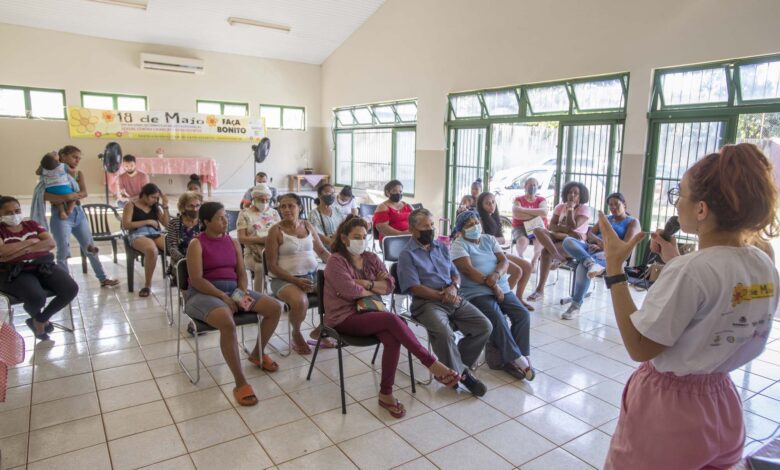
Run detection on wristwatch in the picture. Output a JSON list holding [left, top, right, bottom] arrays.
[[449, 282, 460, 290], [604, 273, 628, 289]]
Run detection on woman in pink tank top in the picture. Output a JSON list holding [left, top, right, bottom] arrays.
[[185, 202, 282, 407]]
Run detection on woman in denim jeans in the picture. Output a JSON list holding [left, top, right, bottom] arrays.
[[44, 146, 119, 287], [561, 192, 640, 320]]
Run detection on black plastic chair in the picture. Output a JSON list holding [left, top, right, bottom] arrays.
[[411, 203, 423, 210], [382, 235, 412, 263], [358, 204, 377, 219], [226, 210, 240, 233], [174, 259, 259, 384], [306, 270, 416, 414], [0, 289, 75, 333], [80, 204, 123, 273], [299, 196, 316, 220]]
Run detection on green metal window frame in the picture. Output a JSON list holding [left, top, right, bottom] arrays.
[[639, 52, 780, 258], [333, 99, 418, 194], [334, 99, 418, 128], [444, 73, 629, 222], [0, 85, 67, 120], [334, 126, 417, 196], [447, 73, 628, 122], [196, 99, 248, 116], [259, 104, 306, 130], [82, 91, 148, 111]]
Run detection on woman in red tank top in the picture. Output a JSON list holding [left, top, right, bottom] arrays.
[[372, 179, 412, 240]]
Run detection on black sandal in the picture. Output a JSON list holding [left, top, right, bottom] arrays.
[[139, 287, 151, 297], [25, 318, 50, 340]]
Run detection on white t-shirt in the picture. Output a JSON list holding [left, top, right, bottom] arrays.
[[631, 245, 778, 375], [334, 197, 358, 217]]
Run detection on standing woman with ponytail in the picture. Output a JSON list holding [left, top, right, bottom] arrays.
[[599, 143, 779, 470]]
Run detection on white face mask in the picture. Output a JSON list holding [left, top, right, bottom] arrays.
[[1, 213, 23, 226], [253, 201, 268, 212], [347, 239, 369, 256]]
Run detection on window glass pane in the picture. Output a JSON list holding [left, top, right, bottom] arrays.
[[223, 103, 248, 116], [353, 129, 392, 191], [526, 86, 569, 113], [336, 132, 353, 186], [573, 79, 624, 110], [117, 96, 146, 111], [395, 103, 417, 122], [450, 94, 481, 118], [30, 90, 64, 118], [83, 94, 114, 110], [373, 105, 395, 123], [489, 122, 559, 216], [483, 90, 519, 116], [353, 107, 373, 124], [660, 67, 728, 106], [197, 101, 221, 115], [395, 130, 416, 193], [282, 108, 304, 130], [0, 88, 26, 116], [739, 61, 780, 101], [260, 106, 281, 128], [336, 110, 354, 126]]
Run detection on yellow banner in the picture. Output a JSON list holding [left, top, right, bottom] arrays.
[[67, 106, 266, 142]]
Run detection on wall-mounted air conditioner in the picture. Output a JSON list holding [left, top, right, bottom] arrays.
[[140, 53, 205, 75]]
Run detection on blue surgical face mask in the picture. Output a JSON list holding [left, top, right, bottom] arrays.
[[464, 224, 482, 239]]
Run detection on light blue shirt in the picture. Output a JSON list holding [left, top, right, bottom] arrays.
[[450, 234, 511, 300], [398, 238, 458, 294]]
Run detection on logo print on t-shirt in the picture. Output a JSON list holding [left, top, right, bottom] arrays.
[[731, 283, 775, 307]]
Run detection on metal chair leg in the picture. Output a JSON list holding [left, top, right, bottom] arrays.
[[306, 336, 323, 380], [370, 343, 380, 366], [49, 301, 75, 333], [337, 344, 347, 414], [177, 294, 199, 384], [408, 349, 416, 394]]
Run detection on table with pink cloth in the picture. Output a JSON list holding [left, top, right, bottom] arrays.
[[107, 157, 218, 196]]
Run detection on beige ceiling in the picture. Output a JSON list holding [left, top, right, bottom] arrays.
[[0, 0, 385, 64]]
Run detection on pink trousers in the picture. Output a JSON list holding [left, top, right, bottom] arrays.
[[605, 362, 745, 470]]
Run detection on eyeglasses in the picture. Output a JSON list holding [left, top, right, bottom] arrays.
[[667, 186, 681, 206]]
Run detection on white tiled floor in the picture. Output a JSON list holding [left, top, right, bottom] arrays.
[[2, 249, 780, 470]]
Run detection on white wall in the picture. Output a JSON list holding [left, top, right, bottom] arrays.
[[321, 0, 780, 216], [0, 24, 323, 196]]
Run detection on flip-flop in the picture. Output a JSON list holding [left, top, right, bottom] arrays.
[[521, 299, 535, 311], [233, 384, 258, 406], [25, 318, 49, 341], [434, 370, 461, 388], [292, 341, 312, 355], [378, 399, 406, 418], [307, 337, 337, 348], [527, 291, 544, 302], [249, 354, 279, 372], [139, 287, 151, 298]]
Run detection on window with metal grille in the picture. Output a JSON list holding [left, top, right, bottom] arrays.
[[334, 100, 417, 194], [445, 74, 627, 221], [641, 54, 780, 247], [259, 104, 306, 130]]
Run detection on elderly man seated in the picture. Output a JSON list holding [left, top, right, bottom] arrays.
[[397, 208, 492, 396]]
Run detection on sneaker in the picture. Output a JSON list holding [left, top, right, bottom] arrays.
[[100, 278, 120, 287], [587, 262, 605, 279], [460, 370, 487, 397], [561, 304, 580, 320]]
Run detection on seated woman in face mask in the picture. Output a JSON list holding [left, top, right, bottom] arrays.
[[324, 215, 459, 418], [166, 191, 203, 274], [308, 183, 345, 248], [372, 179, 412, 241], [237, 184, 281, 292]]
